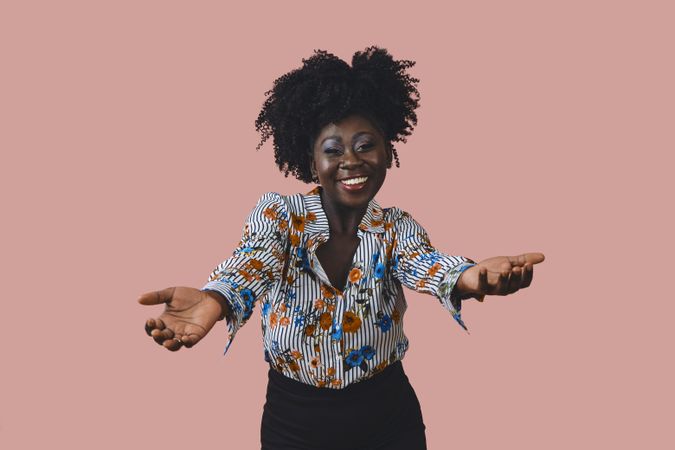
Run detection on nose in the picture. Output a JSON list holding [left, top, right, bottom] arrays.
[[339, 148, 363, 169]]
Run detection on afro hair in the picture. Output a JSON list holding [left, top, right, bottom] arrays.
[[255, 46, 421, 183]]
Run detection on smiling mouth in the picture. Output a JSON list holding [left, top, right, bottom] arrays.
[[339, 176, 369, 190]]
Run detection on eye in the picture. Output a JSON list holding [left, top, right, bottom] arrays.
[[324, 147, 342, 155], [356, 143, 374, 152]]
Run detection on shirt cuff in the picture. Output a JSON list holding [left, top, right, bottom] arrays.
[[201, 280, 243, 355], [437, 262, 477, 332]]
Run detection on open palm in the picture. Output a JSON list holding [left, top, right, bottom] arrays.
[[457, 252, 545, 301], [138, 286, 224, 351]]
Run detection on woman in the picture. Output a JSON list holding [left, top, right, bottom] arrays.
[[139, 46, 545, 449]]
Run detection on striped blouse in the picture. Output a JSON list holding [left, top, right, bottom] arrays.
[[202, 187, 476, 389]]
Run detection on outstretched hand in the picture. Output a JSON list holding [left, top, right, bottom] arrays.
[[138, 287, 225, 351], [456, 253, 545, 302]]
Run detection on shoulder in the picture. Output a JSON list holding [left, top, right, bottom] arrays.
[[382, 205, 415, 225], [382, 205, 430, 239], [248, 191, 314, 222]]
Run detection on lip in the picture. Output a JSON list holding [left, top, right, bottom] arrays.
[[337, 174, 370, 181], [338, 175, 369, 191]]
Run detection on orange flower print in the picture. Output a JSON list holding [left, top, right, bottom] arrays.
[[270, 312, 278, 328], [319, 312, 332, 331], [327, 304, 336, 312], [384, 222, 393, 231], [314, 344, 321, 353], [416, 279, 427, 289], [428, 262, 441, 277], [316, 380, 327, 388], [306, 212, 317, 221], [392, 309, 401, 324], [308, 186, 321, 195], [288, 360, 300, 372], [249, 259, 264, 271], [279, 303, 287, 313], [326, 367, 336, 377], [371, 219, 383, 228], [279, 219, 288, 231], [291, 350, 302, 360], [375, 360, 388, 372], [310, 356, 321, 369], [263, 206, 278, 221], [304, 324, 316, 336], [342, 311, 362, 333], [290, 234, 300, 246], [280, 316, 290, 326], [291, 214, 306, 232], [287, 274, 295, 284], [348, 267, 362, 284], [238, 269, 253, 282], [314, 298, 325, 310], [321, 284, 334, 299], [330, 379, 342, 387]]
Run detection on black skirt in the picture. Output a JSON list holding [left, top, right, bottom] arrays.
[[260, 360, 427, 450]]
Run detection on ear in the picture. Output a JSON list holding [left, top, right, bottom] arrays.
[[310, 158, 318, 181]]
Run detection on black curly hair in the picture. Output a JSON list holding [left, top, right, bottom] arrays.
[[255, 46, 421, 183]]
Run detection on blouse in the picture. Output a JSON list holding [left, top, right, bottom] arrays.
[[201, 187, 476, 389]]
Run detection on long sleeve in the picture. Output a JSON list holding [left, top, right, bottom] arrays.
[[202, 192, 289, 354], [390, 210, 476, 332]]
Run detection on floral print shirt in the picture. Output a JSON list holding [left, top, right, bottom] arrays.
[[202, 187, 476, 389]]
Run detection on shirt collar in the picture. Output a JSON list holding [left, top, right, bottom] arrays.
[[303, 186, 385, 235]]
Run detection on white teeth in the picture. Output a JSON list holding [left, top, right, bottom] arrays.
[[341, 176, 368, 185]]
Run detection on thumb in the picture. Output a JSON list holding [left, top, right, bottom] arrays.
[[523, 252, 545, 265], [138, 287, 176, 305]]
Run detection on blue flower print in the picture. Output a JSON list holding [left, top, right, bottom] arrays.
[[262, 302, 271, 317], [241, 288, 255, 320], [392, 254, 399, 271], [377, 314, 392, 333], [359, 345, 376, 361], [331, 323, 343, 341], [241, 289, 254, 304], [374, 263, 385, 279], [345, 350, 364, 367]]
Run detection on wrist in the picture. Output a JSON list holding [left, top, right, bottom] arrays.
[[203, 289, 232, 321]]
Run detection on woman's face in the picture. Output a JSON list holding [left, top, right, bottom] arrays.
[[311, 114, 391, 211]]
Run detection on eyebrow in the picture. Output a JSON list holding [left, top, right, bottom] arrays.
[[320, 131, 374, 146]]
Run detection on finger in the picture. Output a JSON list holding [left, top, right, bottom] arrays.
[[496, 270, 511, 295], [478, 267, 488, 295], [138, 287, 176, 305], [145, 319, 155, 336], [522, 263, 534, 288], [163, 338, 183, 352], [507, 266, 523, 294], [508, 253, 545, 267], [151, 327, 174, 344], [523, 252, 545, 265], [144, 318, 164, 336], [180, 333, 202, 348]]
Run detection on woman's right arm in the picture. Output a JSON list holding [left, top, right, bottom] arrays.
[[140, 192, 290, 353], [200, 192, 290, 354]]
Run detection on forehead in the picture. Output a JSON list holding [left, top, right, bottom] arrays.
[[315, 114, 383, 142]]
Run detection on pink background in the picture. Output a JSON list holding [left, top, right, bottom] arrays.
[[2, 1, 673, 448]]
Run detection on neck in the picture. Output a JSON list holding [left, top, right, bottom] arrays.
[[319, 189, 368, 236]]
